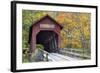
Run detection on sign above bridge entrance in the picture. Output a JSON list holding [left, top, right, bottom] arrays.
[[40, 24, 55, 29]]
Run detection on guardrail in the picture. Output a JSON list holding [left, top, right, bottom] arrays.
[[59, 48, 91, 59]]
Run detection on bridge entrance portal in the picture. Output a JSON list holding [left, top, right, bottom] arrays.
[[36, 31, 58, 53]]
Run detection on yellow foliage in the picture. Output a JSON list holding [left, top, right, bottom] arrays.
[[57, 12, 91, 48], [60, 30, 68, 48], [71, 39, 82, 48]]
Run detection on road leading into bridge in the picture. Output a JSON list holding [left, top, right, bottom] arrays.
[[47, 53, 82, 61]]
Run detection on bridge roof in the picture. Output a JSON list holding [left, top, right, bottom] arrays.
[[31, 15, 63, 29]]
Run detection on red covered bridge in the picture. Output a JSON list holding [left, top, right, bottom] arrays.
[[28, 15, 63, 53], [28, 15, 85, 61]]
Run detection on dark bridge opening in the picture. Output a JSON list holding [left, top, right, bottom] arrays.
[[36, 30, 58, 53]]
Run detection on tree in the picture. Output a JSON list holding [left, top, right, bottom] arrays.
[[56, 12, 91, 49]]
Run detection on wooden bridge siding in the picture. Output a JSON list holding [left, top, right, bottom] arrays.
[[30, 17, 61, 52]]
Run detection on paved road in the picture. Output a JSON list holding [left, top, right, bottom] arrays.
[[48, 53, 82, 61]]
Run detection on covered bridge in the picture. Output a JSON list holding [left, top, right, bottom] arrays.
[[28, 15, 63, 53]]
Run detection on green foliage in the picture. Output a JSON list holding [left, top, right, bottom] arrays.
[[36, 44, 44, 50], [66, 44, 72, 48], [22, 48, 29, 63]]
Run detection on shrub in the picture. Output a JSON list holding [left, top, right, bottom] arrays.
[[36, 44, 44, 50]]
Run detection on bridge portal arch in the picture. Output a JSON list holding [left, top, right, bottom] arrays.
[[36, 30, 58, 53]]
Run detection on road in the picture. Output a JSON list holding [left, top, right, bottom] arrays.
[[47, 53, 82, 61]]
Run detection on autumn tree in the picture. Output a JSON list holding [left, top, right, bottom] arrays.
[[56, 12, 91, 49]]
